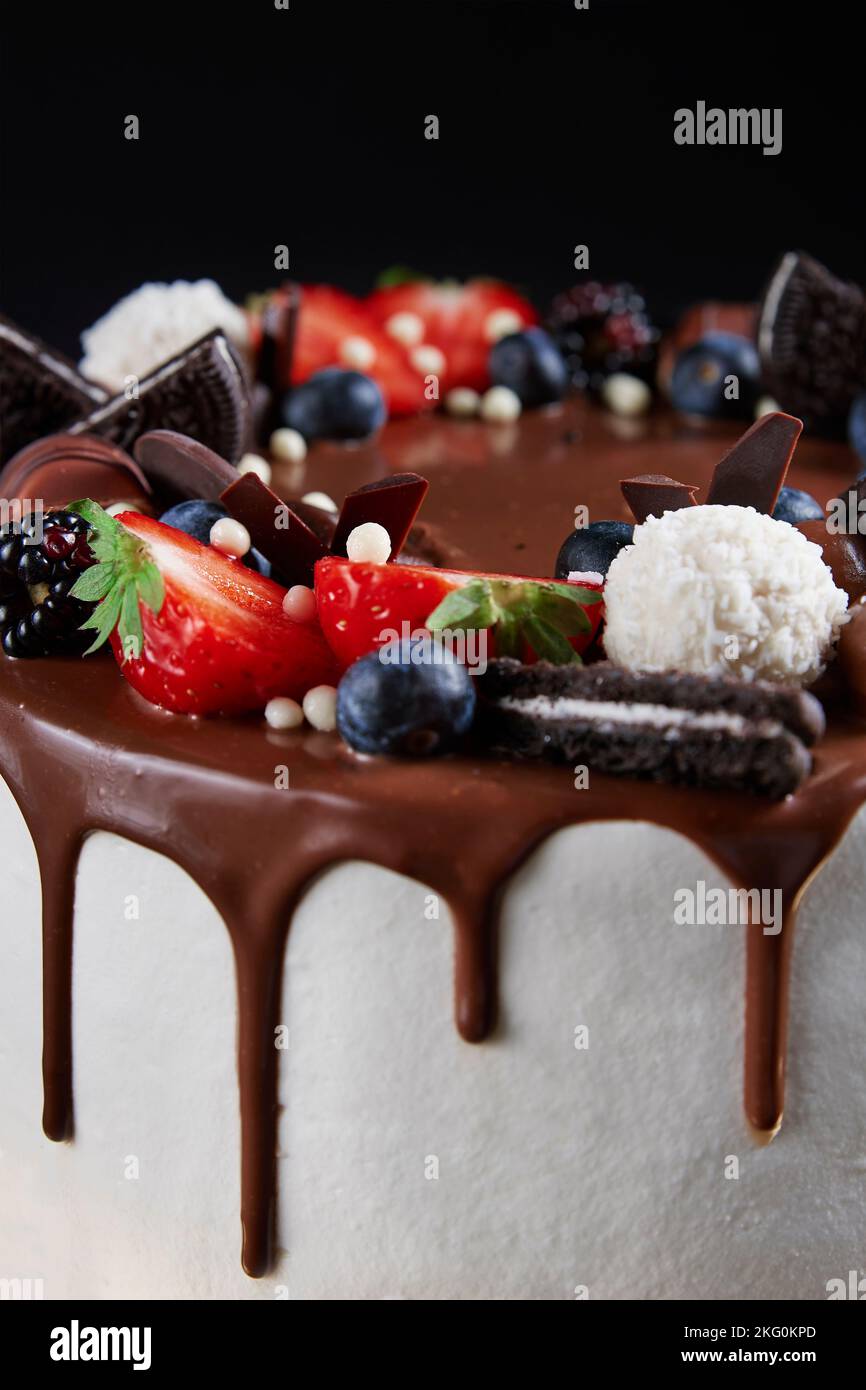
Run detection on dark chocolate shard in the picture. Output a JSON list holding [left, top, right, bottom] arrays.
[[621, 474, 699, 523], [134, 430, 239, 507], [0, 432, 152, 512], [220, 472, 327, 587], [257, 283, 301, 395], [706, 412, 802, 513], [330, 473, 429, 559], [68, 332, 250, 464], [0, 313, 107, 463], [476, 659, 822, 799]]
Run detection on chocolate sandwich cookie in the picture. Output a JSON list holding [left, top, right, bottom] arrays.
[[68, 331, 250, 464], [0, 313, 107, 464], [475, 659, 825, 799], [757, 252, 866, 431]]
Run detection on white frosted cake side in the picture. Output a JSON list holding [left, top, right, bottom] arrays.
[[1, 774, 864, 1301]]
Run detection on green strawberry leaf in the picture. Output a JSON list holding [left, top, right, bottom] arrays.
[[427, 579, 498, 633], [69, 561, 117, 603], [520, 616, 583, 665], [425, 575, 600, 665], [375, 266, 433, 289], [67, 500, 165, 657]]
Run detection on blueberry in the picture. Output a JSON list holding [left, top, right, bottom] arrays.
[[670, 333, 761, 419], [159, 500, 270, 576], [772, 486, 824, 524], [554, 520, 634, 579], [488, 327, 569, 408], [336, 637, 476, 756], [282, 368, 387, 442], [848, 392, 866, 466]]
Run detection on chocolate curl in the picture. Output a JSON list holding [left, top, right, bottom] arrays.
[[221, 472, 327, 587], [330, 473, 429, 559], [620, 474, 699, 524], [706, 412, 802, 513], [134, 430, 239, 506]]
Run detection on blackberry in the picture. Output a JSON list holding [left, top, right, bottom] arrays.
[[0, 509, 96, 658], [546, 281, 659, 393]]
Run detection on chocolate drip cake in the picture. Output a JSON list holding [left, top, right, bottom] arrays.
[[1, 271, 865, 1300]]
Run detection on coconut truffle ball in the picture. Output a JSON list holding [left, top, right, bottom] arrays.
[[80, 280, 250, 391], [603, 504, 848, 686]]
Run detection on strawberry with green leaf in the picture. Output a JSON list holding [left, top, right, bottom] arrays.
[[68, 502, 339, 715], [314, 555, 603, 670]]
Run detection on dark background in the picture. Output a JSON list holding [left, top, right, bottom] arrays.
[[1, 0, 863, 356]]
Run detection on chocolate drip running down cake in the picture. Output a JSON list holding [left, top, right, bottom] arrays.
[[1, 272, 865, 1300]]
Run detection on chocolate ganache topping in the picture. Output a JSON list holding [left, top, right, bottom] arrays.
[[1, 396, 865, 1276]]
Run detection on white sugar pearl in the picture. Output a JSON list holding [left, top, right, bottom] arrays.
[[209, 516, 251, 558], [303, 684, 338, 732], [601, 372, 651, 419], [479, 385, 522, 423], [410, 343, 446, 375], [300, 491, 338, 512], [385, 311, 425, 347], [282, 584, 318, 623], [755, 395, 781, 419], [483, 307, 523, 342], [444, 386, 481, 418], [237, 452, 272, 485], [346, 521, 392, 564], [340, 335, 377, 371], [265, 697, 304, 730], [269, 428, 308, 463]]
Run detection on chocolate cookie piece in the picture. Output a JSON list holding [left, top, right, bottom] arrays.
[[756, 252, 866, 431], [0, 433, 152, 512], [0, 313, 107, 464], [476, 659, 823, 799], [68, 332, 250, 464], [133, 430, 239, 507]]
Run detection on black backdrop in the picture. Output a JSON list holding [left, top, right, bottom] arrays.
[[1, 0, 863, 356]]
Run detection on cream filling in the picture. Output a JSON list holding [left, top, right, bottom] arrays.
[[498, 694, 782, 737]]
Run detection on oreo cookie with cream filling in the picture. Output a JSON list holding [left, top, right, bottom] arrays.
[[68, 331, 250, 463], [476, 659, 824, 800]]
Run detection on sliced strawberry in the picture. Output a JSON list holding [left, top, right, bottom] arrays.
[[315, 555, 603, 670], [366, 277, 539, 392], [105, 512, 339, 715], [278, 284, 433, 417]]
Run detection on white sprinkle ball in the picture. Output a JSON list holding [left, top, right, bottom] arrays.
[[237, 453, 272, 484], [282, 585, 318, 623], [346, 521, 392, 564], [444, 387, 481, 418], [209, 517, 251, 558], [601, 372, 651, 419], [385, 311, 425, 347], [303, 685, 338, 732], [483, 307, 524, 342], [270, 428, 308, 463], [339, 335, 378, 370], [300, 491, 338, 512], [411, 344, 446, 375], [479, 385, 522, 423], [264, 697, 304, 730]]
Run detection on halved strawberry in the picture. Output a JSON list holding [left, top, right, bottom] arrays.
[[315, 555, 603, 670], [366, 275, 539, 392], [68, 502, 339, 715], [280, 284, 433, 417]]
